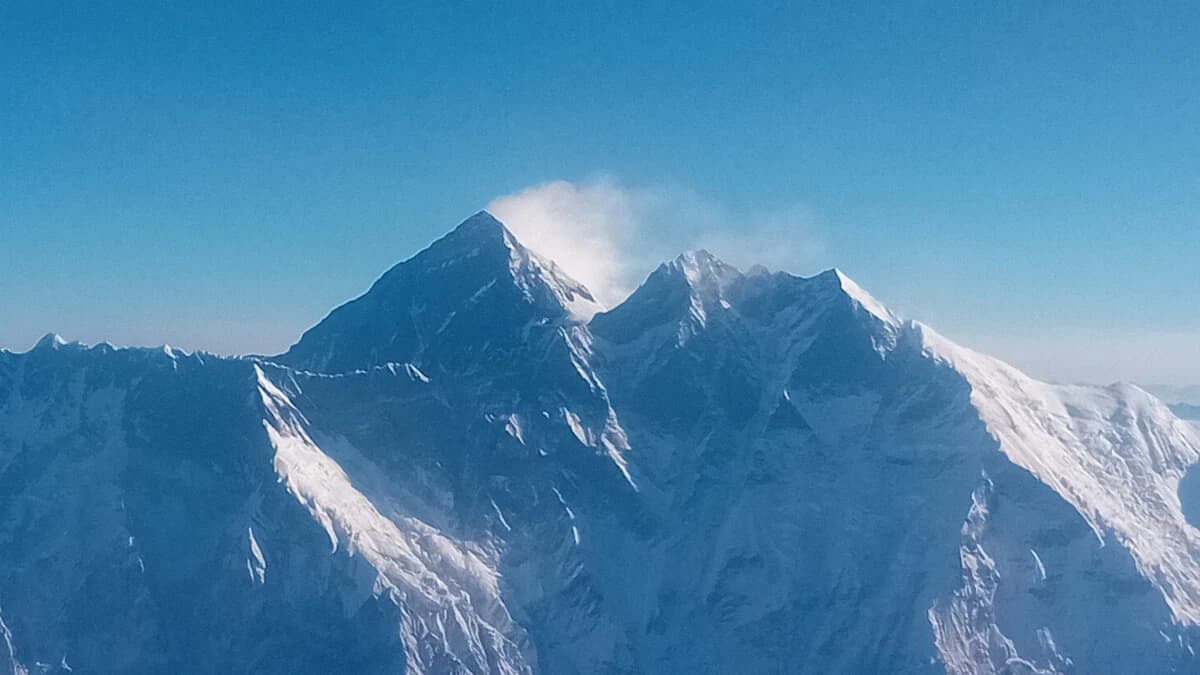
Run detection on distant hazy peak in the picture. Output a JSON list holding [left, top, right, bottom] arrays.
[[33, 332, 68, 350], [1144, 384, 1200, 406]]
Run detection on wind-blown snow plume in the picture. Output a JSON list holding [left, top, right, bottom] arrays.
[[488, 178, 641, 307], [488, 177, 826, 307]]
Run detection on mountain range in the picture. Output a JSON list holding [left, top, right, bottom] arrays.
[[1143, 386, 1200, 426], [3, 211, 1199, 674]]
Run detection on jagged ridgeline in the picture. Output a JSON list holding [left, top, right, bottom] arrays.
[[3, 212, 1200, 674]]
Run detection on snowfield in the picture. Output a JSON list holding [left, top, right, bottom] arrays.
[[3, 211, 1199, 674]]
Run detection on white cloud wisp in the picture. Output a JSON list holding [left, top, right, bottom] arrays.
[[488, 177, 826, 307]]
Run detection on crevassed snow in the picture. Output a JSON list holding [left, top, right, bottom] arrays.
[[929, 474, 1061, 675]]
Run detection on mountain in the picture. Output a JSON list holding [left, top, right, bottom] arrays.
[[279, 211, 600, 375], [1145, 385, 1200, 407], [1172, 403, 1200, 422], [3, 212, 1200, 674]]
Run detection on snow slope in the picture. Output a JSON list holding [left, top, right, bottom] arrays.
[[3, 212, 1200, 674]]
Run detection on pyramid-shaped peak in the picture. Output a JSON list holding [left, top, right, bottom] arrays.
[[449, 210, 509, 239], [422, 210, 519, 261], [277, 211, 600, 372], [34, 332, 68, 350], [26, 332, 91, 355], [389, 212, 544, 294]]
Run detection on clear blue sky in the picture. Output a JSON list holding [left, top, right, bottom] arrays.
[[2, 2, 1198, 383]]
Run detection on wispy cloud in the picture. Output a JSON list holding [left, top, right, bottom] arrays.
[[488, 177, 826, 306], [488, 178, 640, 306]]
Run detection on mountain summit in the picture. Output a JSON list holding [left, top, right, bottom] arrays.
[[279, 211, 600, 373], [3, 212, 1200, 674]]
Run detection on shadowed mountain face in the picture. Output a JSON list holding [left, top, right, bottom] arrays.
[[3, 213, 1200, 675]]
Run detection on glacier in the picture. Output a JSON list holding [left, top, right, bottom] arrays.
[[2, 211, 1199, 674]]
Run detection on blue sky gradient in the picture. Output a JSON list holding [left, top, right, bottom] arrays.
[[2, 2, 1198, 382]]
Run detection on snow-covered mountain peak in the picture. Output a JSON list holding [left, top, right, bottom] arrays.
[[438, 211, 596, 313], [32, 333, 70, 351], [590, 258, 902, 354], [670, 248, 739, 281], [277, 212, 600, 373], [450, 208, 508, 237], [377, 210, 600, 315], [666, 249, 743, 309], [669, 247, 740, 283], [588, 251, 742, 346]]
